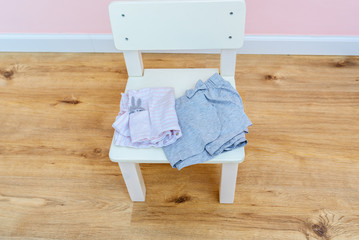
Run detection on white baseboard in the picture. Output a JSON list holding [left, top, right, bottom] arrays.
[[0, 34, 358, 55]]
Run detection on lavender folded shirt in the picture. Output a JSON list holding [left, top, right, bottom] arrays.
[[112, 88, 182, 148]]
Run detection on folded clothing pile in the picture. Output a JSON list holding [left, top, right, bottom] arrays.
[[113, 73, 252, 170]]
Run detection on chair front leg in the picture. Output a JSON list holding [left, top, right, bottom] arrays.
[[119, 162, 146, 202], [219, 163, 239, 203]]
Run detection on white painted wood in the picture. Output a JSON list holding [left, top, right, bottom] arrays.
[[123, 50, 144, 77], [110, 131, 245, 164], [220, 163, 239, 204], [118, 162, 146, 201], [108, 1, 246, 204], [1, 34, 359, 55], [126, 68, 227, 97], [108, 68, 246, 165], [220, 49, 237, 77], [109, 0, 246, 50]]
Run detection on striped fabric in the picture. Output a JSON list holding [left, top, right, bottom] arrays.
[[112, 88, 182, 148]]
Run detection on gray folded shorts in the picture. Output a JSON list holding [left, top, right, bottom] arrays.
[[163, 73, 252, 170]]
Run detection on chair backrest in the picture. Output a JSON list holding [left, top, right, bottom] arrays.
[[109, 0, 246, 77]]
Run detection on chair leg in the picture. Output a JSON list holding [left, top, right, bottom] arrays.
[[118, 162, 146, 202], [220, 163, 239, 204]]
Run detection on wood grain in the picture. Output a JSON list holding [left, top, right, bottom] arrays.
[[0, 53, 359, 239]]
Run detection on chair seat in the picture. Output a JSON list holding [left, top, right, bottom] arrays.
[[109, 68, 245, 164]]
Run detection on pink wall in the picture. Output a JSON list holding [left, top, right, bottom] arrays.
[[0, 0, 358, 35]]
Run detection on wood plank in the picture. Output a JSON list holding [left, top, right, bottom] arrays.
[[0, 53, 359, 239]]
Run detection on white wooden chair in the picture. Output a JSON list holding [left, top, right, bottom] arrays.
[[108, 0, 246, 203]]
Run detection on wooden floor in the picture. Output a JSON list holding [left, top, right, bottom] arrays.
[[0, 53, 359, 239]]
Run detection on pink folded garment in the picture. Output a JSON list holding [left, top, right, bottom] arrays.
[[112, 88, 182, 148]]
